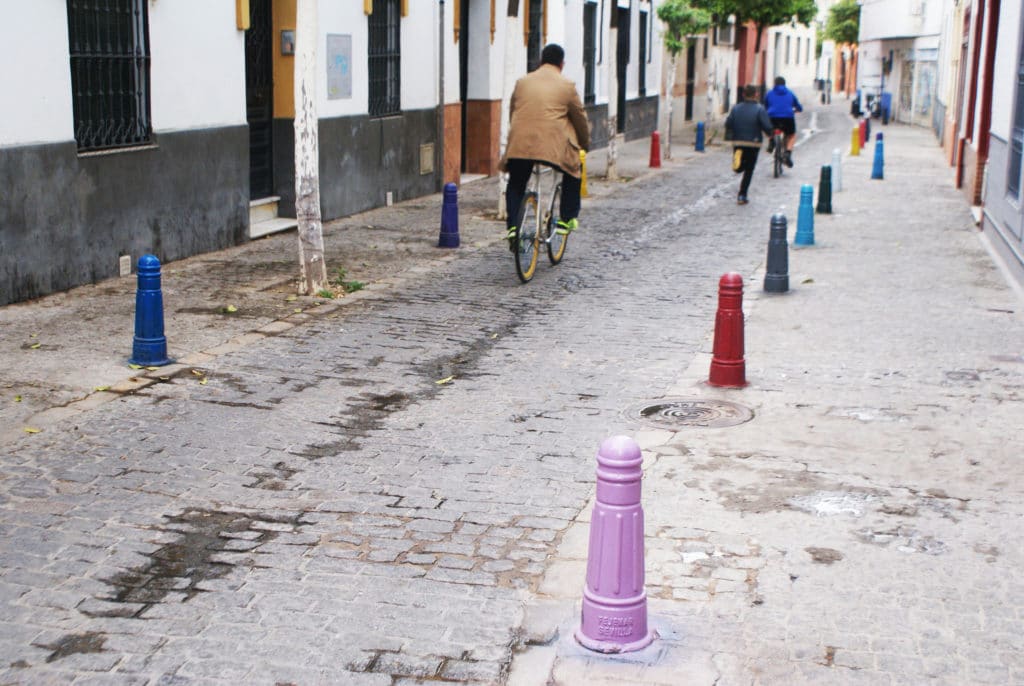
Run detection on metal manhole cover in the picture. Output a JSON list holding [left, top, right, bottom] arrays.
[[628, 398, 754, 429]]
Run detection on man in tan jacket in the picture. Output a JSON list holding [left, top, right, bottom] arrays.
[[502, 44, 591, 246]]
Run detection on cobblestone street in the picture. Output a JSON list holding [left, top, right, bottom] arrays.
[[1, 103, 1023, 685]]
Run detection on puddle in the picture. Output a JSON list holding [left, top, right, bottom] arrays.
[[36, 632, 106, 663]]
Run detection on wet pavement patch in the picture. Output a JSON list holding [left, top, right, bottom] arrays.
[[627, 398, 754, 429], [93, 509, 296, 616], [36, 632, 106, 663]]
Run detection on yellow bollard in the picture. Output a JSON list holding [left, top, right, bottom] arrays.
[[850, 126, 861, 156], [580, 150, 588, 198]]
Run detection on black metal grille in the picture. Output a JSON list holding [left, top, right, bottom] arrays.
[[638, 11, 647, 97], [67, 0, 151, 152], [583, 3, 596, 105], [368, 0, 401, 117], [527, 2, 544, 73]]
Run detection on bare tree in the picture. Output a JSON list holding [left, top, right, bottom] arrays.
[[605, 5, 619, 180], [657, 1, 712, 159], [293, 0, 327, 294]]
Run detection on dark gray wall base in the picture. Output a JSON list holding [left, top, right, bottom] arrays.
[[273, 109, 441, 221], [0, 127, 248, 306], [586, 95, 659, 150]]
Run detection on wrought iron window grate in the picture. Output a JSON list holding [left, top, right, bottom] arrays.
[[67, 0, 152, 152], [368, 0, 401, 117], [583, 3, 597, 105]]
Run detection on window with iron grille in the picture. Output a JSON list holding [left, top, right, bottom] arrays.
[[66, 0, 151, 152], [1008, 28, 1024, 199], [527, 1, 544, 72], [583, 2, 597, 105], [368, 0, 401, 117], [638, 11, 647, 96]]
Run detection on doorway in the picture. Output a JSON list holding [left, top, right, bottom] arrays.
[[616, 7, 630, 133], [245, 0, 274, 200], [685, 43, 695, 121], [459, 0, 470, 171]]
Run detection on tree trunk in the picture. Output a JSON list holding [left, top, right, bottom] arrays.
[[662, 53, 678, 160], [606, 15, 619, 180], [293, 0, 327, 295], [497, 1, 520, 220]]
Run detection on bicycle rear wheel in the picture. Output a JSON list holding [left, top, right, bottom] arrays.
[[546, 183, 568, 264], [773, 135, 784, 178], [514, 193, 540, 282]]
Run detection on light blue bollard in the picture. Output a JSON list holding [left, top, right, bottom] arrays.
[[871, 132, 885, 180], [794, 185, 815, 246], [129, 254, 172, 366], [695, 122, 705, 152]]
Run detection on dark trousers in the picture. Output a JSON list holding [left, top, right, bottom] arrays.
[[505, 158, 582, 229], [736, 147, 760, 197]]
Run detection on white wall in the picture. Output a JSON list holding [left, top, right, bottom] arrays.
[[148, 1, 246, 132], [859, 0, 944, 42], [403, 2, 439, 109], [0, 3, 74, 146], [990, 0, 1022, 139], [765, 24, 817, 88]]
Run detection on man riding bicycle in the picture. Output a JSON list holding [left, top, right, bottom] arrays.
[[501, 43, 590, 250], [764, 76, 803, 168]]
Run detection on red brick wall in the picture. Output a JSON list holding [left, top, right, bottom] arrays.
[[465, 100, 501, 176], [444, 103, 461, 186]]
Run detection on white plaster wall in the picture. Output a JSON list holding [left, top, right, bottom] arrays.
[[318, 3, 367, 117], [443, 1, 459, 105], [765, 24, 817, 89], [403, 2, 438, 109], [148, 1, 246, 132], [990, 0, 1022, 138], [0, 3, 74, 146], [860, 0, 944, 42]]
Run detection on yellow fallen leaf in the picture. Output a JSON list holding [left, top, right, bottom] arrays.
[[294, 308, 303, 313], [29, 343, 41, 349], [490, 333, 498, 339], [128, 364, 143, 370], [285, 295, 297, 302], [225, 305, 238, 313], [30, 333, 38, 338], [802, 278, 815, 284], [199, 378, 208, 385], [435, 376, 455, 385], [14, 395, 22, 402], [94, 386, 110, 392], [190, 369, 205, 376], [146, 366, 159, 371], [23, 427, 41, 434]]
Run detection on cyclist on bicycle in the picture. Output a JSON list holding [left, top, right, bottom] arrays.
[[764, 76, 803, 168], [501, 43, 590, 249]]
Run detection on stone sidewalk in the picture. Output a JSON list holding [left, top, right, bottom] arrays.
[[508, 123, 1024, 684], [0, 134, 702, 445]]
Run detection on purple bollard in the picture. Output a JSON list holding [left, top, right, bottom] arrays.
[[575, 435, 656, 653]]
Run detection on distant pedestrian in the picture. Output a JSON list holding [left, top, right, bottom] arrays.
[[725, 84, 773, 205]]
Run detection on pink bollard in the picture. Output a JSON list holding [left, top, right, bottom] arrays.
[[575, 435, 656, 653]]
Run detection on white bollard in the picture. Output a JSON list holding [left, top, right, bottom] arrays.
[[832, 148, 843, 193]]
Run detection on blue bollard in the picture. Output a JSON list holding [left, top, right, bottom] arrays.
[[437, 182, 460, 248], [794, 185, 815, 246], [695, 122, 706, 152], [129, 254, 172, 366], [871, 132, 885, 180]]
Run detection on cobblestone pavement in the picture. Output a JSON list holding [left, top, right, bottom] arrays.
[[2, 103, 1023, 685]]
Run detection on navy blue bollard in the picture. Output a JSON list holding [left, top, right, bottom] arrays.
[[794, 185, 815, 246], [437, 182, 460, 248], [129, 254, 172, 366], [871, 132, 885, 180], [695, 122, 706, 152], [764, 213, 790, 293]]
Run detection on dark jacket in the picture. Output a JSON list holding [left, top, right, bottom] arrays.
[[725, 101, 773, 144], [764, 85, 803, 119]]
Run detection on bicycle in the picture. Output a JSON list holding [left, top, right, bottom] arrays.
[[511, 164, 569, 283], [770, 129, 785, 178]]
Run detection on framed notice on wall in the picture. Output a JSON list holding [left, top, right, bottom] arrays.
[[326, 34, 352, 100]]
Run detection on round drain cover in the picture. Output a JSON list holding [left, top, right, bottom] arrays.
[[628, 398, 754, 429]]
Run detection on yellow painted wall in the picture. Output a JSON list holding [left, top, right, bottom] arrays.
[[273, 0, 296, 118]]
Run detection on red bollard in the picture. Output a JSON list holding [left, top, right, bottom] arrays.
[[708, 272, 747, 387], [859, 119, 867, 148], [649, 131, 661, 168]]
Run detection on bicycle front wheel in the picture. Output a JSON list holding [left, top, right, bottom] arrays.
[[773, 149, 783, 178], [514, 193, 540, 282], [546, 183, 568, 264]]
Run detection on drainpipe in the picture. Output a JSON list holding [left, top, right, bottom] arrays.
[[438, 0, 445, 191]]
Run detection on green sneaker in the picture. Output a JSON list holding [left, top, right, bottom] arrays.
[[506, 226, 517, 251], [555, 218, 578, 236]]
